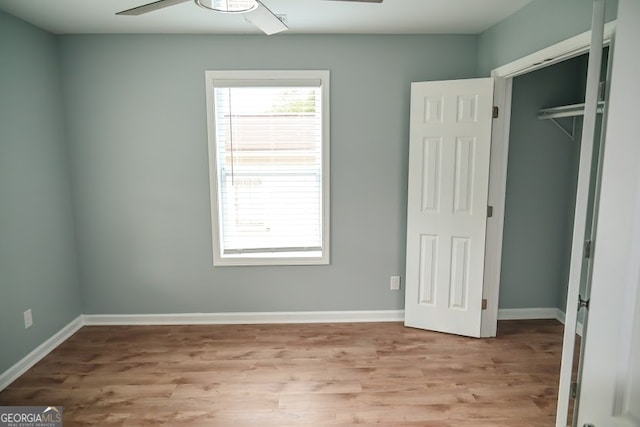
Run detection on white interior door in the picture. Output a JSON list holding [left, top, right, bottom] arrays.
[[577, 0, 640, 425], [579, 273, 640, 427], [556, 2, 606, 425], [404, 78, 494, 338]]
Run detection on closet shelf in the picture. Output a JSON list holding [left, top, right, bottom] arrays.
[[537, 101, 606, 120], [537, 101, 606, 140]]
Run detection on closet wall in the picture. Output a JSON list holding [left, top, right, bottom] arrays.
[[499, 55, 588, 311]]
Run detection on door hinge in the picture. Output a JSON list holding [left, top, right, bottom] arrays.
[[492, 106, 499, 119], [578, 295, 590, 311], [584, 240, 593, 259], [571, 381, 579, 398], [482, 299, 488, 310], [487, 206, 494, 218], [598, 79, 606, 101]]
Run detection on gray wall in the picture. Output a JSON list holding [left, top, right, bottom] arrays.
[[499, 56, 587, 310], [0, 12, 82, 373], [59, 34, 478, 314], [477, 0, 619, 76]]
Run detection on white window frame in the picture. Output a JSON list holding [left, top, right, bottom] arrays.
[[204, 70, 330, 266]]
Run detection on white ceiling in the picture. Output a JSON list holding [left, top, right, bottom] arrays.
[[0, 0, 532, 35]]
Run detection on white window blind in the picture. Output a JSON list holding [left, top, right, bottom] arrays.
[[205, 71, 330, 266]]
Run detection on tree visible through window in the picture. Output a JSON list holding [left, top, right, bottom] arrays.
[[205, 71, 330, 266]]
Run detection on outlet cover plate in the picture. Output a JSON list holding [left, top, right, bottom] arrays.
[[390, 276, 401, 291], [24, 309, 33, 329]]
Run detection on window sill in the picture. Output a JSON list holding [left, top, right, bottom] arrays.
[[213, 254, 329, 267]]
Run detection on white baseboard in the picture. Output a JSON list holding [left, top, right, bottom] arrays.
[[497, 307, 564, 321], [576, 320, 584, 337], [0, 315, 83, 392], [83, 310, 405, 326], [558, 310, 585, 337]]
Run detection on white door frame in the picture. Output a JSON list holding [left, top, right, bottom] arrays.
[[480, 21, 616, 338]]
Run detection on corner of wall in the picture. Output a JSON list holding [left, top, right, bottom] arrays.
[[0, 10, 83, 374]]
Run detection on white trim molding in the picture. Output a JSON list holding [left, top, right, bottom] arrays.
[[83, 310, 405, 326], [492, 21, 616, 79], [481, 77, 513, 338], [0, 316, 83, 392], [498, 307, 565, 321]]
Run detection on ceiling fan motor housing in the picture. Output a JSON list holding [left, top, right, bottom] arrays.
[[194, 0, 259, 13]]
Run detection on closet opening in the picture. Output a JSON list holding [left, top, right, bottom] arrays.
[[502, 47, 608, 328], [487, 17, 614, 422]]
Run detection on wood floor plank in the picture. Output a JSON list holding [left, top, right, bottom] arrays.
[[0, 320, 564, 426]]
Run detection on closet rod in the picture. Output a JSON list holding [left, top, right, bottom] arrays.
[[537, 101, 606, 120], [538, 101, 605, 140]]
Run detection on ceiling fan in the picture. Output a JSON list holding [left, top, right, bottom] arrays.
[[116, 0, 383, 35]]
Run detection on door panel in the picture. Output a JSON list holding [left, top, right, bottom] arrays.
[[404, 78, 494, 338], [556, 2, 607, 425], [577, 0, 640, 425]]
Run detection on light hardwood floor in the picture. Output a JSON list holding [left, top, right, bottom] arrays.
[[0, 320, 564, 426]]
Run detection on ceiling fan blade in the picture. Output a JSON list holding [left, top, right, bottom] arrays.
[[244, 1, 288, 35], [116, 0, 190, 16]]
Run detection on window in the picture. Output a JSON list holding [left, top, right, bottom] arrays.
[[204, 70, 330, 266]]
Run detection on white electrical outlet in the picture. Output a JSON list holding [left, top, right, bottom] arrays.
[[24, 309, 33, 329], [390, 276, 401, 291]]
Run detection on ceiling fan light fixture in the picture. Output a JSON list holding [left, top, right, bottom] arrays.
[[194, 0, 259, 13]]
